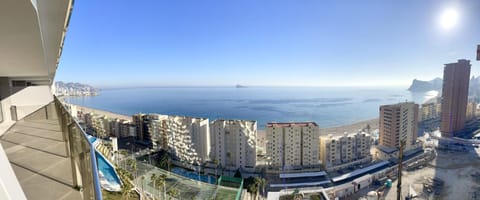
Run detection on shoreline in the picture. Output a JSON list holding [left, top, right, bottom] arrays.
[[67, 103, 378, 134], [320, 118, 378, 135], [70, 104, 131, 121]]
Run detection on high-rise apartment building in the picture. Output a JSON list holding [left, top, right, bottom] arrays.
[[320, 132, 372, 171], [466, 102, 477, 121], [440, 59, 471, 137], [266, 122, 320, 170], [149, 115, 211, 165], [148, 115, 169, 149], [379, 102, 419, 151], [133, 113, 157, 147], [421, 102, 441, 121], [210, 120, 257, 171]]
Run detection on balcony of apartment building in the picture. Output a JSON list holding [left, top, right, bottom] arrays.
[[0, 97, 102, 200], [0, 0, 102, 199]]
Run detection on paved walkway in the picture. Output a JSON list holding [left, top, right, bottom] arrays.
[[0, 116, 82, 200]]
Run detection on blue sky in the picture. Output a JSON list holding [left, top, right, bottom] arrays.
[[56, 0, 480, 88]]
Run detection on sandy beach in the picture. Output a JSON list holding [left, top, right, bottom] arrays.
[[71, 103, 378, 136], [73, 104, 131, 121], [320, 118, 379, 136]]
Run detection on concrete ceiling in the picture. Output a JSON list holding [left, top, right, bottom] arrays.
[[0, 0, 72, 84]]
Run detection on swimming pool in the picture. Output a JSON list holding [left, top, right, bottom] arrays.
[[171, 167, 216, 184], [96, 151, 122, 191], [87, 135, 122, 191], [87, 135, 97, 144]]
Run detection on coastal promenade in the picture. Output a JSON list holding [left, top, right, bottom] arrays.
[[320, 118, 378, 136], [67, 102, 378, 133], [69, 104, 131, 121]]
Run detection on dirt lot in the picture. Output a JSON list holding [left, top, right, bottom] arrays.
[[384, 147, 480, 200]]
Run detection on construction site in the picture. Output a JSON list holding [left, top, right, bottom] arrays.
[[383, 141, 480, 200]]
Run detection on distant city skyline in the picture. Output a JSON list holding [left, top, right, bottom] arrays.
[[56, 0, 480, 88]]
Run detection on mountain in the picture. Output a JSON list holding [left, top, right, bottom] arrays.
[[408, 77, 480, 99], [408, 78, 443, 92], [54, 81, 98, 96]]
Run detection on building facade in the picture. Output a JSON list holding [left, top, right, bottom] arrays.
[[421, 102, 441, 121], [266, 122, 320, 170], [210, 119, 257, 171], [440, 59, 471, 137], [148, 115, 169, 149], [150, 115, 211, 165], [466, 102, 477, 121], [379, 102, 419, 151], [320, 132, 372, 171]]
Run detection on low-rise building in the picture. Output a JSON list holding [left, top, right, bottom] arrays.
[[266, 122, 320, 170], [210, 119, 257, 171], [320, 132, 372, 172]]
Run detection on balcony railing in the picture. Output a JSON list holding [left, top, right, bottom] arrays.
[[54, 96, 103, 200]]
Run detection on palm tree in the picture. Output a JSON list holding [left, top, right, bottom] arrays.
[[141, 176, 145, 196], [113, 150, 118, 166], [254, 177, 261, 200], [151, 173, 157, 198], [167, 188, 178, 200], [213, 159, 219, 181], [131, 161, 137, 184], [122, 181, 132, 200], [159, 152, 171, 171], [259, 178, 267, 199], [157, 174, 167, 200]]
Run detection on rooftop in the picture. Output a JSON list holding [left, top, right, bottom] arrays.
[[267, 122, 318, 128]]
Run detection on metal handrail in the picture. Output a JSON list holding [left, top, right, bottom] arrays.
[[54, 96, 103, 200]]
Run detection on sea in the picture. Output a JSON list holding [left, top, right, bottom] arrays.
[[63, 87, 438, 129]]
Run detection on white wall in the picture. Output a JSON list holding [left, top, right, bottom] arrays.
[[0, 86, 53, 124]]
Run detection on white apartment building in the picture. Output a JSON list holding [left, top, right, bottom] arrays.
[[320, 132, 372, 171], [149, 115, 211, 165], [210, 119, 257, 171], [149, 115, 169, 149], [266, 122, 320, 170]]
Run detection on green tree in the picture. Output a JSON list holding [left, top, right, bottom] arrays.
[[167, 188, 179, 200], [121, 181, 132, 200], [157, 174, 167, 200], [141, 176, 145, 196], [151, 173, 157, 197], [259, 178, 267, 198], [159, 151, 172, 171]]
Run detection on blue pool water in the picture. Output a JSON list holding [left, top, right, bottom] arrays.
[[172, 167, 216, 184], [96, 151, 122, 186], [87, 136, 122, 189], [87, 136, 97, 143]]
